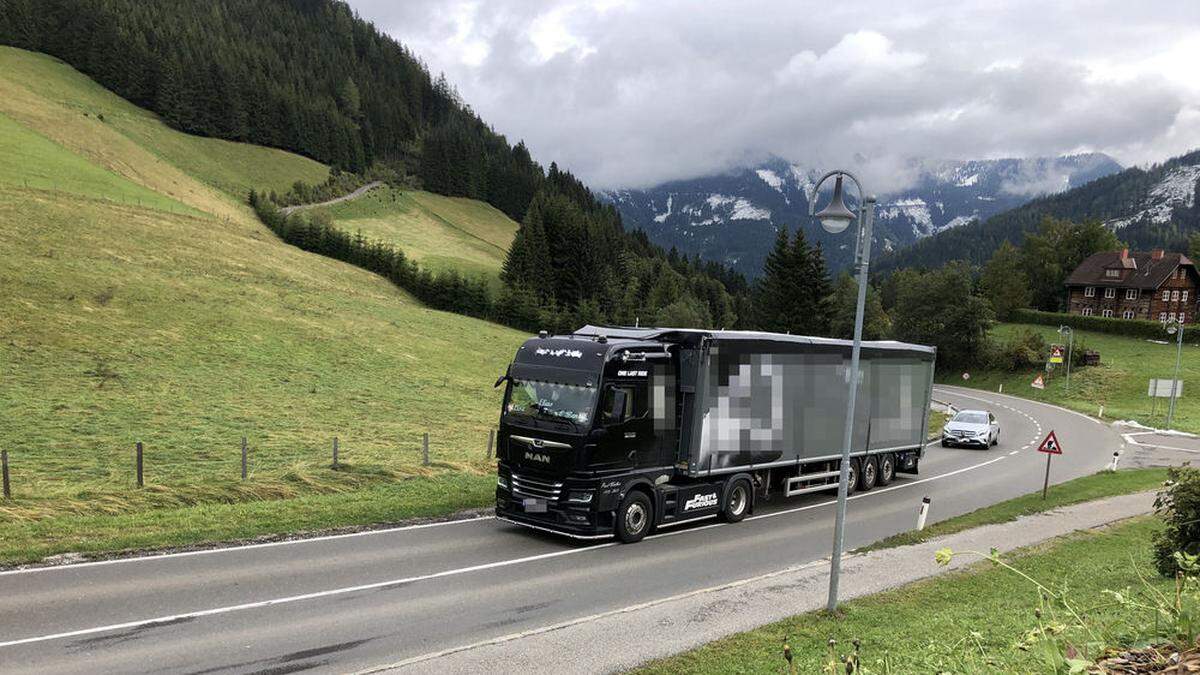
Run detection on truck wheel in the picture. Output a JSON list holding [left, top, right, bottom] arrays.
[[721, 479, 751, 523], [877, 453, 895, 486], [858, 456, 878, 491], [615, 491, 653, 543]]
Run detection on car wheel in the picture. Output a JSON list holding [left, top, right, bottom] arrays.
[[858, 456, 878, 491], [992, 431, 999, 446], [940, 439, 949, 448], [721, 479, 750, 523], [877, 453, 895, 486], [615, 491, 653, 543]]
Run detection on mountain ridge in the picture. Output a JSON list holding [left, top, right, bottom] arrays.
[[603, 153, 1122, 275]]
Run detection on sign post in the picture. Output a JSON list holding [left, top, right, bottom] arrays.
[[1037, 430, 1063, 499]]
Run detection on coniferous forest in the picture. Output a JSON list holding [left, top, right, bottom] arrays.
[[0, 0, 774, 329]]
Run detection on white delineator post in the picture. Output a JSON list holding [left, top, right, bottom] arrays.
[[916, 496, 931, 530]]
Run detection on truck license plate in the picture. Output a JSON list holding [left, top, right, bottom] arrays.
[[523, 498, 547, 513]]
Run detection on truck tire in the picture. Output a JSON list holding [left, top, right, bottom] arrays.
[[615, 491, 653, 543], [858, 456, 878, 491], [877, 453, 896, 486], [721, 479, 751, 523]]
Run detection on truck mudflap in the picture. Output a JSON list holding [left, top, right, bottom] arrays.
[[896, 451, 920, 475]]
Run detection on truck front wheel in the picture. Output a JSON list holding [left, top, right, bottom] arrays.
[[616, 491, 653, 543], [721, 479, 751, 523]]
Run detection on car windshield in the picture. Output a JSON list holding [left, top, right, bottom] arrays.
[[953, 412, 988, 424], [506, 379, 597, 426]]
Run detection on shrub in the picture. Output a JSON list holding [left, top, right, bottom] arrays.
[[1012, 308, 1173, 340], [1153, 465, 1200, 577], [990, 327, 1047, 371]]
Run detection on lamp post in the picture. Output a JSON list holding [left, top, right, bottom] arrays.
[[1166, 318, 1185, 429], [809, 171, 876, 613], [1058, 325, 1073, 395]]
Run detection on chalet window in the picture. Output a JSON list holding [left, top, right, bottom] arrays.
[[1163, 290, 1171, 301], [1082, 308, 1093, 316], [1105, 269, 1120, 278], [1123, 310, 1135, 319], [1126, 289, 1138, 300], [1104, 287, 1116, 299], [1102, 309, 1114, 318], [1160, 312, 1168, 322], [1172, 290, 1180, 302], [1084, 287, 1095, 297], [1169, 312, 1177, 322], [1184, 290, 1190, 302]]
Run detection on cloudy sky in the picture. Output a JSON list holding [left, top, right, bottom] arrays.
[[349, 0, 1200, 192]]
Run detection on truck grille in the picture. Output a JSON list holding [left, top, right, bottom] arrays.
[[511, 472, 564, 501]]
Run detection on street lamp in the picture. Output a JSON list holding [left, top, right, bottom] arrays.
[[1166, 318, 1185, 429], [1058, 325, 1073, 395], [809, 170, 877, 613]]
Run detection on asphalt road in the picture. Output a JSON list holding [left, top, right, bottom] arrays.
[[0, 386, 1153, 674]]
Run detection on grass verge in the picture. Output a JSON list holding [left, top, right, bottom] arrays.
[[0, 473, 496, 567], [857, 467, 1167, 553], [636, 517, 1169, 674]]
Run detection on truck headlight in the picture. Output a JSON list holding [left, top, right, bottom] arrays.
[[567, 490, 593, 504], [497, 476, 509, 490]]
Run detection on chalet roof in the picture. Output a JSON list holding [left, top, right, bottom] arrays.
[[1065, 250, 1195, 289]]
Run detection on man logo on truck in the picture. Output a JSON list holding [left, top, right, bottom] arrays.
[[683, 492, 718, 510], [524, 451, 550, 463]]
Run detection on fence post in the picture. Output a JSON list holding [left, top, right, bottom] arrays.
[[2, 449, 10, 499], [241, 436, 248, 480], [487, 429, 495, 459], [332, 436, 339, 469], [422, 432, 430, 466], [136, 441, 144, 488]]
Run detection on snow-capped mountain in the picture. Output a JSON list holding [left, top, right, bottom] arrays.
[[874, 148, 1200, 276], [602, 153, 1122, 275]]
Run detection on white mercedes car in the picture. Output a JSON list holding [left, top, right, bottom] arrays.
[[940, 409, 1000, 448]]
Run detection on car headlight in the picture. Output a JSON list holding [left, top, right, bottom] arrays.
[[567, 490, 593, 504], [497, 476, 509, 490]]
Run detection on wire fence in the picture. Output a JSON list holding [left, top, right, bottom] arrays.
[[0, 429, 498, 500]]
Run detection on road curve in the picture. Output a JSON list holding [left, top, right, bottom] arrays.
[[0, 387, 1134, 674]]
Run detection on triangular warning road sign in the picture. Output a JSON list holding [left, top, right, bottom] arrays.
[[1038, 430, 1063, 455], [1031, 374, 1045, 389]]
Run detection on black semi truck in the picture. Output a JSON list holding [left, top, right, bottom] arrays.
[[494, 325, 936, 542]]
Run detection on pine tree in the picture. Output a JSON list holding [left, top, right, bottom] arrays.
[[754, 228, 793, 332], [980, 240, 1030, 321]]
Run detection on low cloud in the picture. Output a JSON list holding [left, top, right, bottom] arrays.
[[350, 0, 1200, 192]]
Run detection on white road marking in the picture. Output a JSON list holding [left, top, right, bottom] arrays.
[[0, 515, 497, 577], [0, 543, 618, 649]]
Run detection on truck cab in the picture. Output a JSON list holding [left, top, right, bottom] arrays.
[[494, 331, 687, 541]]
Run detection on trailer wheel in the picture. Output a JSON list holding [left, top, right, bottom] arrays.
[[842, 458, 859, 496], [721, 479, 751, 523], [615, 491, 653, 543], [858, 456, 878, 491], [877, 453, 896, 486]]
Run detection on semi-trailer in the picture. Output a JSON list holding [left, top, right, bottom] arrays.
[[494, 325, 936, 542]]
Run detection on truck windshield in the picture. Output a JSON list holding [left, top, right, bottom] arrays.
[[506, 379, 597, 426]]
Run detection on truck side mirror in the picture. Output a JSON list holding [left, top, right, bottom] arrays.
[[607, 388, 627, 423]]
